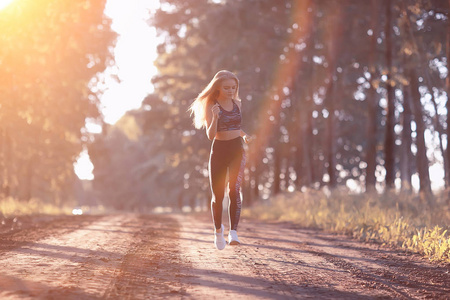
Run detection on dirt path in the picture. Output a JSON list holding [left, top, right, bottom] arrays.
[[0, 213, 448, 299]]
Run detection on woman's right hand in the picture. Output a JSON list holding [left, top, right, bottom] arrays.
[[211, 104, 220, 120]]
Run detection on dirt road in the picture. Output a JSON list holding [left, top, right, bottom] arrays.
[[0, 213, 448, 299]]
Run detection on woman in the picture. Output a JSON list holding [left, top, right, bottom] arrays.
[[189, 70, 252, 250]]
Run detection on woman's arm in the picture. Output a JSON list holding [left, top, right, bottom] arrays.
[[240, 130, 253, 144], [240, 130, 248, 138], [205, 102, 220, 140]]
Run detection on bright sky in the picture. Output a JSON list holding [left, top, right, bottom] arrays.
[[74, 0, 160, 180], [101, 0, 160, 124]]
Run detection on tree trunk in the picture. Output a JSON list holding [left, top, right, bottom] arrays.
[[248, 145, 260, 203], [293, 104, 304, 188], [291, 64, 305, 189], [384, 0, 396, 190], [0, 128, 12, 198], [365, 0, 379, 193], [273, 147, 281, 195], [0, 128, 4, 197], [242, 168, 252, 206], [325, 81, 337, 188], [24, 157, 34, 201], [323, 2, 344, 189], [302, 105, 314, 187], [446, 0, 450, 188], [400, 84, 413, 193], [307, 108, 319, 187], [410, 68, 433, 201], [305, 5, 317, 189]]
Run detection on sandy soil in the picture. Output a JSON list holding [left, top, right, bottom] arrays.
[[0, 213, 448, 299]]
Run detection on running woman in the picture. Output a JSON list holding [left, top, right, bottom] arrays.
[[189, 70, 253, 250]]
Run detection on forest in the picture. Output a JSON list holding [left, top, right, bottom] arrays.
[[90, 0, 450, 211], [0, 0, 115, 207], [1, 0, 449, 213]]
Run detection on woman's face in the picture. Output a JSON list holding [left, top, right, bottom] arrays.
[[217, 79, 237, 100]]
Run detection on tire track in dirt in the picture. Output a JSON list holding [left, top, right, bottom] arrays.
[[0, 215, 99, 252], [0, 213, 448, 299], [0, 214, 146, 299], [298, 229, 450, 299], [103, 215, 187, 299], [175, 214, 450, 299], [175, 214, 391, 299]]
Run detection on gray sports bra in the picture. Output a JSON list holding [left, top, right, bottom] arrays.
[[216, 100, 241, 132]]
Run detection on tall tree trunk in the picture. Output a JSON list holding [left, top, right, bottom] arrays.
[[384, 0, 396, 190], [292, 64, 305, 189], [365, 0, 379, 193], [24, 157, 34, 201], [401, 0, 448, 189], [0, 128, 12, 198], [293, 65, 314, 189], [306, 4, 317, 188], [248, 146, 260, 203], [243, 167, 252, 206], [293, 101, 304, 188], [410, 69, 433, 201], [4, 130, 11, 198], [325, 81, 337, 188], [323, 2, 344, 189], [400, 83, 413, 193], [302, 104, 314, 186], [273, 146, 282, 195], [293, 129, 303, 188], [310, 113, 320, 187], [0, 128, 4, 197], [446, 0, 450, 188], [252, 164, 260, 203]]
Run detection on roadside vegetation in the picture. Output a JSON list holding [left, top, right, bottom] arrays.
[[243, 189, 450, 263], [0, 197, 71, 217], [0, 197, 106, 219]]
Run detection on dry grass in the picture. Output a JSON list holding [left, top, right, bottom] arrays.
[[242, 188, 450, 263], [0, 197, 72, 218]]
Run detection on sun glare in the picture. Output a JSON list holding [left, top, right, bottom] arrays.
[[74, 148, 94, 180], [0, 0, 14, 10]]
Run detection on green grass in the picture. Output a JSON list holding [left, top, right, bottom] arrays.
[[242, 189, 450, 263]]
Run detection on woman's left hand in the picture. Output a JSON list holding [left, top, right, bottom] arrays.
[[243, 135, 254, 144]]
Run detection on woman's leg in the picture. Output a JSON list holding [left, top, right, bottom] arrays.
[[227, 145, 245, 231], [209, 144, 228, 231]]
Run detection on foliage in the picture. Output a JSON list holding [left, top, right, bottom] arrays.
[[243, 189, 450, 263], [0, 0, 116, 204], [147, 0, 449, 200], [88, 96, 188, 210], [90, 1, 450, 210]]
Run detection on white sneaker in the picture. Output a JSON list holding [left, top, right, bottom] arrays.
[[228, 230, 241, 245], [214, 224, 226, 250]]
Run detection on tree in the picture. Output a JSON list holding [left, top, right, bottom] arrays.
[[383, 0, 396, 190], [365, 0, 380, 192], [446, 0, 450, 188], [0, 0, 116, 203], [91, 0, 449, 211]]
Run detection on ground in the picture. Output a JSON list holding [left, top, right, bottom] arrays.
[[0, 213, 448, 299]]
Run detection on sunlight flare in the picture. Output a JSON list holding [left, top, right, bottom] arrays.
[[74, 148, 94, 180], [252, 0, 313, 152], [0, 0, 14, 10]]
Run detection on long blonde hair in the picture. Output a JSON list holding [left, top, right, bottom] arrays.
[[189, 70, 240, 129]]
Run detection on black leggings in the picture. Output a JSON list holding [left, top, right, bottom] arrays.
[[209, 137, 246, 231]]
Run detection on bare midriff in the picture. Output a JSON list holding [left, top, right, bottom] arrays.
[[215, 129, 241, 141]]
